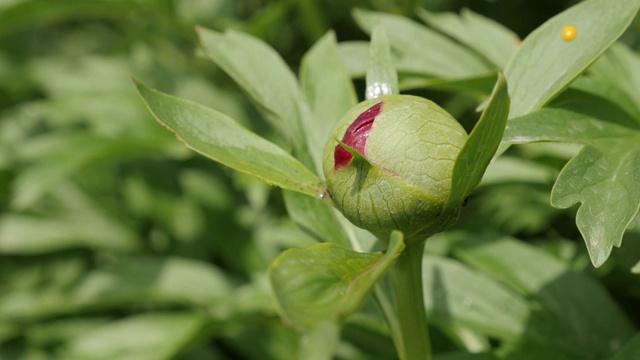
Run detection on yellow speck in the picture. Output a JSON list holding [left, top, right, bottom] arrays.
[[562, 25, 577, 41]]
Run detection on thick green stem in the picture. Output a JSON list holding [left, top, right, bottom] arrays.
[[391, 240, 431, 360]]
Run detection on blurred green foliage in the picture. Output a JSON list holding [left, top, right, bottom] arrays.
[[2, 0, 640, 359]]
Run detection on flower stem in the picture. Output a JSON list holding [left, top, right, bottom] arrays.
[[390, 240, 431, 360]]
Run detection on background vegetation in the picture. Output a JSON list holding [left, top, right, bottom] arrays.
[[2, 0, 640, 359]]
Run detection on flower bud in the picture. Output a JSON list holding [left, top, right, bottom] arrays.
[[323, 95, 468, 244]]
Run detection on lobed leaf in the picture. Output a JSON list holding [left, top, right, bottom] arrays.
[[504, 0, 640, 119], [134, 79, 325, 198], [551, 138, 640, 267]]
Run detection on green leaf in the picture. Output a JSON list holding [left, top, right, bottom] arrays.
[[503, 87, 640, 266], [299, 31, 357, 173], [434, 353, 498, 360], [10, 132, 171, 210], [365, 24, 398, 99], [59, 312, 207, 360], [134, 79, 325, 198], [611, 333, 640, 360], [417, 8, 519, 68], [1, 183, 140, 254], [399, 73, 497, 98], [551, 138, 640, 267], [446, 73, 510, 212], [456, 237, 635, 358], [504, 91, 640, 145], [353, 9, 491, 79], [504, 0, 640, 118], [0, 0, 132, 37], [423, 255, 529, 342], [0, 255, 232, 322], [297, 321, 341, 360], [283, 190, 351, 246], [589, 43, 640, 119], [571, 75, 640, 123], [196, 28, 314, 165], [269, 231, 405, 328]]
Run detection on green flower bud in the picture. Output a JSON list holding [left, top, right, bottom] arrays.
[[323, 95, 468, 244]]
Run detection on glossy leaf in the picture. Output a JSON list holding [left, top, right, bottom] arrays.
[[135, 79, 326, 198], [417, 8, 519, 68], [59, 312, 207, 360], [504, 0, 640, 118], [551, 138, 640, 267], [365, 24, 398, 99], [269, 231, 404, 328], [353, 9, 490, 79], [445, 73, 510, 212]]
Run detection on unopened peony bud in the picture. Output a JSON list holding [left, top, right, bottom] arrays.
[[323, 95, 468, 244]]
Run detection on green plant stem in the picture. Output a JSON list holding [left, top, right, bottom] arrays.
[[390, 240, 431, 360]]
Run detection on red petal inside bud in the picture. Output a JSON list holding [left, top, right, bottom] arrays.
[[334, 102, 382, 170]]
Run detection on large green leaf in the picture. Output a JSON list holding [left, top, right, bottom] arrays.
[[551, 138, 640, 267], [59, 312, 207, 360], [353, 9, 491, 79], [503, 92, 639, 145], [417, 8, 519, 68], [589, 43, 640, 119], [504, 0, 640, 118], [423, 255, 529, 342], [196, 28, 315, 166], [445, 73, 510, 213], [456, 237, 635, 358], [269, 231, 404, 328], [611, 333, 640, 360], [135, 79, 325, 198], [503, 89, 640, 266]]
